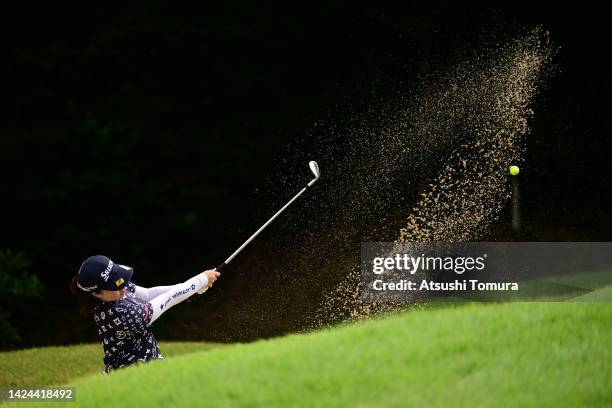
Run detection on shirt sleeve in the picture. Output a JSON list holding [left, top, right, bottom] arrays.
[[147, 273, 208, 325], [132, 284, 175, 302]]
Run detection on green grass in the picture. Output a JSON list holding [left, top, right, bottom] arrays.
[[446, 269, 612, 302], [572, 285, 612, 302], [0, 342, 220, 388], [5, 302, 610, 407], [542, 270, 612, 290]]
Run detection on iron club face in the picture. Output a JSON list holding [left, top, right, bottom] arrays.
[[308, 161, 320, 186]]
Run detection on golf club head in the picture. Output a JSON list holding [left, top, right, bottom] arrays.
[[309, 161, 320, 178], [308, 161, 320, 186]]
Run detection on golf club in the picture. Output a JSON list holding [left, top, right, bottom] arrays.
[[198, 161, 320, 292]]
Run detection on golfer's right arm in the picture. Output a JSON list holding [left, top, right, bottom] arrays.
[[147, 270, 220, 324]]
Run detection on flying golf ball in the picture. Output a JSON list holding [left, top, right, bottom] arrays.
[[509, 165, 520, 176]]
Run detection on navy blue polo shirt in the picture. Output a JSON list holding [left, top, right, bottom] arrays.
[[93, 283, 162, 372]]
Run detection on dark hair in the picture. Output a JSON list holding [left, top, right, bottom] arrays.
[[69, 277, 102, 316]]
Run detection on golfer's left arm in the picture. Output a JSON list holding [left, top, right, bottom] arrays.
[[133, 269, 218, 301], [133, 285, 175, 302], [146, 269, 220, 324]]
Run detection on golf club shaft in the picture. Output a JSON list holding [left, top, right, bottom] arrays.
[[215, 183, 312, 271]]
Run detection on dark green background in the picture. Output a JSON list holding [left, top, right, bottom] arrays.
[[1, 1, 610, 349]]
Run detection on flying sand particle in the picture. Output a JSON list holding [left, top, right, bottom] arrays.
[[314, 28, 555, 322]]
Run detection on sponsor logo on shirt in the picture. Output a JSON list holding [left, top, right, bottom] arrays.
[[171, 287, 192, 299]]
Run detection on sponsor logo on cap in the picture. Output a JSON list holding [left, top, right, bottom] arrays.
[[101, 260, 113, 282], [115, 277, 125, 287]]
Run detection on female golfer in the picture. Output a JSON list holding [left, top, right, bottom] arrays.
[[69, 255, 220, 373]]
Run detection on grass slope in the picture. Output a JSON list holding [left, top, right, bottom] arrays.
[[9, 302, 610, 407], [572, 285, 612, 302], [0, 342, 219, 388], [448, 269, 612, 302]]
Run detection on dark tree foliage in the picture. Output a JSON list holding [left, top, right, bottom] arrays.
[[0, 250, 44, 349]]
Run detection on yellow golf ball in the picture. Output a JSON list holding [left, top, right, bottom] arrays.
[[509, 165, 520, 176]]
